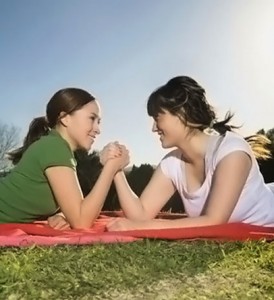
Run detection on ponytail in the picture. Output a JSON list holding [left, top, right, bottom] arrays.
[[211, 111, 271, 160], [8, 116, 50, 165], [212, 112, 239, 135]]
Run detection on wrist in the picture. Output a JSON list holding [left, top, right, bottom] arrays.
[[103, 160, 120, 175], [114, 169, 123, 176], [114, 170, 125, 182]]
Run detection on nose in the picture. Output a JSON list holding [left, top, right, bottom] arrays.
[[94, 122, 101, 135], [152, 120, 158, 132]]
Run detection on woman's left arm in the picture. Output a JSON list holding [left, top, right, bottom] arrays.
[[107, 151, 252, 231], [200, 150, 252, 224]]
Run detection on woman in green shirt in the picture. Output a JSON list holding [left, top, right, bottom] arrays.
[[0, 88, 128, 229]]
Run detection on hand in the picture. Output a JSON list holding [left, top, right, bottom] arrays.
[[117, 145, 130, 169], [105, 144, 130, 172], [106, 217, 137, 231], [47, 214, 71, 230], [99, 142, 122, 166]]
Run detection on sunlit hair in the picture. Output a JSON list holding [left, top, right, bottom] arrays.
[[245, 134, 271, 160], [147, 75, 271, 159]]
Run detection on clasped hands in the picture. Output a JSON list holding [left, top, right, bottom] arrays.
[[99, 141, 130, 171]]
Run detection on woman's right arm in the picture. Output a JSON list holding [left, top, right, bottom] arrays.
[[45, 156, 127, 229], [113, 165, 176, 221]]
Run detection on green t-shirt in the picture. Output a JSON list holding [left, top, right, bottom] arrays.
[[0, 129, 77, 223]]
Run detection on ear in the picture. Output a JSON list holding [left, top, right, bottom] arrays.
[[59, 112, 70, 127]]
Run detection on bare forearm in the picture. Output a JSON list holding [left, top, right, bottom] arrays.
[[128, 215, 221, 230], [114, 171, 147, 220], [79, 163, 116, 227], [162, 215, 219, 228]]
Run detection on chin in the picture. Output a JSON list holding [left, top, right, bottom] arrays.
[[85, 144, 93, 151], [85, 140, 95, 150], [160, 141, 174, 149]]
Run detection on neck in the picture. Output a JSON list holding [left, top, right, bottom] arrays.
[[54, 126, 77, 152], [177, 131, 211, 164]]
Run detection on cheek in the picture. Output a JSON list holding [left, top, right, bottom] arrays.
[[164, 123, 175, 135], [69, 119, 87, 136], [166, 124, 182, 139], [78, 118, 91, 130]]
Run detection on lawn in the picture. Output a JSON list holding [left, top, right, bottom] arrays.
[[0, 239, 274, 299]]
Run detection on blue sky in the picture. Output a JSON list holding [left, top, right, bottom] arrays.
[[1, 0, 274, 166]]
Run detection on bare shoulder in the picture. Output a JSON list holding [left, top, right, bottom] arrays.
[[215, 150, 252, 178]]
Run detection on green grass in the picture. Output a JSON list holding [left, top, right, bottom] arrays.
[[0, 240, 274, 299]]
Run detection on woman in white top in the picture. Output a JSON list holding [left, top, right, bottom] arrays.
[[103, 76, 274, 230]]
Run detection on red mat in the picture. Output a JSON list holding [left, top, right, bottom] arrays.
[[0, 212, 274, 247]]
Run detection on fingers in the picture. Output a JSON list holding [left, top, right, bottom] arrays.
[[48, 215, 71, 230], [101, 143, 122, 157], [47, 216, 59, 228], [106, 217, 121, 227], [54, 220, 71, 230], [120, 148, 130, 167], [58, 222, 71, 230], [100, 142, 130, 165], [106, 218, 123, 231]]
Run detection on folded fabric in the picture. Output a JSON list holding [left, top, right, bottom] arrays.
[[0, 212, 274, 247]]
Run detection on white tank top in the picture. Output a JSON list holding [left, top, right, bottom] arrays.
[[160, 131, 274, 226]]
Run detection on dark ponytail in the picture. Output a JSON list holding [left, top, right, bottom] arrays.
[[211, 112, 239, 135], [8, 116, 49, 165]]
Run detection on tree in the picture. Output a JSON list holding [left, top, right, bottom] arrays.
[[265, 128, 274, 154], [257, 127, 274, 183], [127, 164, 155, 196], [74, 149, 102, 196], [0, 122, 20, 172]]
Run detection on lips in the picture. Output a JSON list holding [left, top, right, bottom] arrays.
[[158, 131, 164, 139]]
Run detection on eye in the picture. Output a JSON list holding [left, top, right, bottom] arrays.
[[154, 116, 160, 123], [90, 116, 101, 125]]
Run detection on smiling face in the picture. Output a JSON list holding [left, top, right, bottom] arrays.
[[60, 100, 101, 151], [152, 110, 188, 148]]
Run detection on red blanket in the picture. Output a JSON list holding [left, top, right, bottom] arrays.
[[0, 212, 274, 246]]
